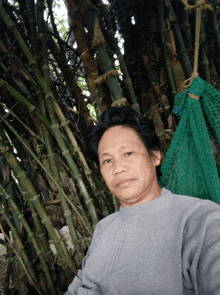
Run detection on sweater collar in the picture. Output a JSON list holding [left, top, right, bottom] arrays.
[[119, 188, 170, 217]]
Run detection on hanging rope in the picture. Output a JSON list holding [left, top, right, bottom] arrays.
[[111, 97, 128, 107], [182, 0, 212, 11], [93, 70, 119, 85], [181, 0, 212, 89]]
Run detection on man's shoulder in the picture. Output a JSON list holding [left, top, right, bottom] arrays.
[[94, 211, 121, 234], [162, 187, 220, 214]]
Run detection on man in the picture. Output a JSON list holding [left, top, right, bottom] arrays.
[[65, 106, 220, 294]]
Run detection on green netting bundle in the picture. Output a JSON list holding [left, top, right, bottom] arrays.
[[160, 77, 220, 204]]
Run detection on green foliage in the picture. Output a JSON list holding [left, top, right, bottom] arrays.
[[87, 104, 97, 120]]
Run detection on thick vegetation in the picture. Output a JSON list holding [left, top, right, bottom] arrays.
[[0, 0, 220, 293]]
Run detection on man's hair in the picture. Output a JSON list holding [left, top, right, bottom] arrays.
[[85, 106, 161, 179]]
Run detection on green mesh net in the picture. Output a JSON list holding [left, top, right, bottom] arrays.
[[160, 77, 220, 204]]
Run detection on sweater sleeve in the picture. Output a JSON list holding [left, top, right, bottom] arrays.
[[64, 269, 83, 295], [182, 200, 220, 294], [64, 221, 103, 295]]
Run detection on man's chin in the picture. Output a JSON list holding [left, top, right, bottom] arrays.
[[116, 194, 139, 207]]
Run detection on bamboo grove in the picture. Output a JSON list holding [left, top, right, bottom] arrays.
[[0, 0, 220, 293]]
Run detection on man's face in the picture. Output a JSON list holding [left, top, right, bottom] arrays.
[[98, 125, 161, 207]]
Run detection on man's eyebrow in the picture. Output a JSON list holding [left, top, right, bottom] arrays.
[[119, 144, 136, 150], [99, 143, 138, 158], [99, 152, 111, 158]]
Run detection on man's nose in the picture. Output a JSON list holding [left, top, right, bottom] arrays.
[[113, 160, 128, 175]]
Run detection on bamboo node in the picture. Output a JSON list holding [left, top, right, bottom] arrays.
[[62, 149, 70, 156], [29, 105, 36, 112], [93, 70, 119, 85], [188, 93, 199, 100], [0, 145, 9, 154], [45, 93, 53, 99], [182, 0, 212, 10], [74, 173, 82, 179], [91, 72, 97, 77], [5, 193, 10, 200], [124, 78, 132, 84], [61, 120, 70, 127], [0, 81, 7, 89], [29, 60, 38, 65], [111, 97, 128, 107], [91, 14, 108, 49], [85, 199, 94, 205], [80, 50, 86, 60], [51, 122, 59, 129], [32, 213, 38, 217], [160, 95, 170, 110], [38, 33, 46, 39], [64, 210, 72, 217], [157, 131, 165, 137], [0, 41, 8, 53], [132, 104, 140, 112], [41, 216, 51, 224], [30, 195, 40, 202], [17, 170, 27, 179], [73, 147, 81, 154]]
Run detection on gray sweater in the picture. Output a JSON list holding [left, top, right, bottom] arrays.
[[65, 188, 220, 294]]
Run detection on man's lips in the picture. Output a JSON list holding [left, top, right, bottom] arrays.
[[114, 178, 135, 188]]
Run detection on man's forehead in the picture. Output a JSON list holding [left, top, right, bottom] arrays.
[[99, 125, 142, 147], [98, 141, 144, 158]]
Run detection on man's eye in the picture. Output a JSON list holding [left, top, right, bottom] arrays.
[[125, 152, 132, 156]]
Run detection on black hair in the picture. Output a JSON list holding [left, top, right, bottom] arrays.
[[85, 106, 162, 179]]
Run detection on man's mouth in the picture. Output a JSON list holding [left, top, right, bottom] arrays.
[[115, 178, 135, 188]]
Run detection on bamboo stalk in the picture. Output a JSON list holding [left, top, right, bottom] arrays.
[[46, 100, 97, 228], [0, 182, 56, 294], [180, 10, 194, 55], [53, 100, 110, 218], [0, 77, 51, 129], [158, 0, 177, 96], [85, 9, 124, 102], [44, 100, 85, 263], [206, 1, 220, 78], [207, 0, 220, 50], [0, 5, 99, 227], [98, 3, 140, 112], [3, 244, 12, 295], [46, 0, 88, 115], [38, 0, 81, 249], [199, 20, 211, 83], [0, 103, 45, 144], [0, 122, 51, 258], [0, 212, 42, 294], [0, 123, 51, 260], [0, 134, 21, 233], [0, 115, 93, 236], [166, 0, 193, 78], [64, 0, 99, 105], [0, 6, 58, 117], [0, 138, 75, 273], [27, 0, 39, 57]]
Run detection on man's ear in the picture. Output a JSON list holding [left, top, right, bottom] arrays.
[[152, 151, 161, 166]]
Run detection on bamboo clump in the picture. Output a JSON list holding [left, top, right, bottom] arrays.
[[0, 0, 220, 293]]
